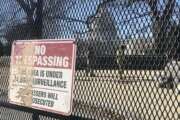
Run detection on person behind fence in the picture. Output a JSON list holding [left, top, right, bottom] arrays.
[[159, 48, 180, 89], [86, 44, 95, 76], [116, 45, 126, 78]]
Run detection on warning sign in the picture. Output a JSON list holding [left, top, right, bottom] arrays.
[[8, 40, 76, 115]]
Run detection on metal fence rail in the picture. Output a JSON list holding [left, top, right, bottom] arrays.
[[0, 0, 179, 120]]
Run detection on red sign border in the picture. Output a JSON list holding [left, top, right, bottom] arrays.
[[8, 39, 76, 116]]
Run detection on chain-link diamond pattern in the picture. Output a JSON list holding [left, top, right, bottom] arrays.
[[0, 0, 179, 120]]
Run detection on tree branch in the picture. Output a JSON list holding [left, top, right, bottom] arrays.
[[64, 1, 76, 13], [45, 15, 87, 24], [7, 7, 22, 23], [161, 0, 175, 20], [16, 0, 31, 14], [129, 0, 175, 20], [126, 0, 159, 17], [86, 0, 116, 24], [30, 0, 38, 10], [147, 0, 159, 17], [43, 0, 76, 17]]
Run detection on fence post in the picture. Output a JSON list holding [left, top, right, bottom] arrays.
[[32, 113, 39, 120]]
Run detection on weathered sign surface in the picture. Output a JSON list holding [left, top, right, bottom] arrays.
[[9, 40, 76, 115]]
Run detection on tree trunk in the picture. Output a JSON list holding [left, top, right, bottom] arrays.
[[151, 0, 175, 54], [18, 0, 43, 39], [33, 0, 43, 39]]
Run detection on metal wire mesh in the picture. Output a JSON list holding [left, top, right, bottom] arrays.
[[0, 0, 179, 120]]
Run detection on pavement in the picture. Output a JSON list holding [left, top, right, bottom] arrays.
[[0, 60, 179, 120]]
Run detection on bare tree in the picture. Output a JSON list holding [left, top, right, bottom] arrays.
[[0, 0, 43, 55], [5, 0, 43, 41], [15, 0, 43, 38], [126, 0, 176, 55], [6, 0, 77, 40]]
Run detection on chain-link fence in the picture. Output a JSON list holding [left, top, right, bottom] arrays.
[[0, 0, 179, 120]]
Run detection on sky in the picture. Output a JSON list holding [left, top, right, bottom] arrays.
[[0, 0, 180, 41], [66, 0, 180, 40]]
